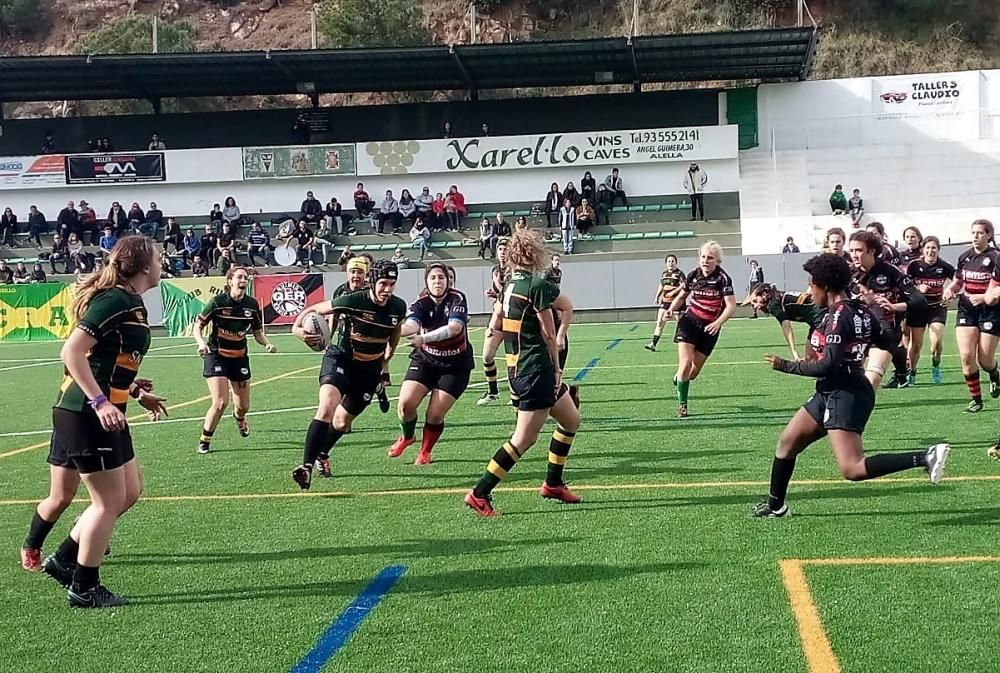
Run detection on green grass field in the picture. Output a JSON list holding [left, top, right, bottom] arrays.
[[1, 320, 998, 673]]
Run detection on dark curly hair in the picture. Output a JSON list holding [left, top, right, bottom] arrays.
[[803, 253, 852, 294]]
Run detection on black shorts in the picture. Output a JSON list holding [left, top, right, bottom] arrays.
[[908, 305, 948, 328], [802, 384, 875, 435], [203, 353, 251, 382], [509, 368, 559, 411], [404, 360, 471, 399], [673, 312, 720, 357], [319, 349, 381, 416], [49, 408, 135, 474], [956, 300, 1000, 335]]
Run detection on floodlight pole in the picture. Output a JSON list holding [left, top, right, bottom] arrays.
[[470, 2, 477, 44], [632, 0, 640, 37], [797, 0, 803, 26], [311, 4, 318, 49], [152, 15, 159, 53]]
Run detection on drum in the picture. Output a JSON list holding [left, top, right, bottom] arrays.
[[274, 242, 297, 266]]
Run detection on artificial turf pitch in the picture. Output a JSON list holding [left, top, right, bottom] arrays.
[[0, 320, 998, 673]]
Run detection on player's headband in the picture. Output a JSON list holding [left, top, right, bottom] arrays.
[[346, 257, 368, 272]]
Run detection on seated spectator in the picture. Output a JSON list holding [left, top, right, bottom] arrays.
[[558, 198, 577, 255], [222, 196, 242, 232], [246, 221, 272, 267], [182, 228, 201, 261], [313, 220, 336, 264], [595, 184, 612, 226], [107, 201, 128, 236], [442, 121, 453, 139], [0, 259, 12, 284], [848, 189, 864, 227], [576, 198, 596, 236], [127, 202, 146, 233], [13, 261, 29, 284], [544, 182, 562, 229], [493, 213, 512, 248], [148, 132, 167, 151], [49, 234, 69, 273], [604, 167, 628, 208], [415, 186, 434, 228], [480, 122, 490, 136], [580, 171, 597, 203], [73, 255, 91, 280], [390, 245, 409, 269], [98, 226, 118, 260], [209, 203, 224, 231], [446, 185, 467, 230], [0, 207, 16, 247], [42, 131, 56, 154], [398, 189, 417, 226], [30, 263, 46, 283], [782, 236, 800, 254], [142, 201, 164, 239], [218, 222, 237, 262], [563, 181, 581, 208], [292, 220, 315, 268], [66, 232, 84, 266], [200, 225, 220, 267], [324, 196, 353, 235], [219, 248, 235, 276], [353, 182, 375, 218], [163, 217, 183, 253], [514, 215, 528, 231], [338, 245, 355, 268], [57, 201, 80, 240], [431, 192, 446, 231], [191, 255, 208, 278], [300, 190, 323, 226], [377, 190, 401, 234], [829, 184, 848, 215], [477, 217, 495, 259], [159, 252, 175, 279], [410, 218, 431, 260], [28, 205, 48, 249], [77, 200, 99, 245]]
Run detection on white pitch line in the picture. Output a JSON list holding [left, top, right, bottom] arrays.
[[0, 342, 194, 372]]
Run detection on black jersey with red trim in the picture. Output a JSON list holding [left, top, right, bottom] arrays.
[[898, 247, 922, 271], [880, 243, 901, 268], [682, 267, 734, 322], [906, 258, 955, 308], [852, 260, 916, 324], [406, 288, 474, 370], [956, 247, 1000, 296]]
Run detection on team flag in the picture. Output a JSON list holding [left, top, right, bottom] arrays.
[[256, 274, 325, 325], [0, 283, 75, 341], [159, 277, 232, 337]]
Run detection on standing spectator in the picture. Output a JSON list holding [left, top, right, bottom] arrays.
[[0, 207, 16, 247], [478, 217, 495, 259], [246, 221, 272, 267], [218, 222, 237, 262], [292, 113, 311, 144], [292, 220, 315, 268], [398, 189, 417, 227], [98, 226, 118, 261], [77, 200, 99, 245], [562, 181, 581, 207], [183, 228, 201, 262], [48, 234, 68, 273], [683, 162, 708, 221], [410, 217, 431, 260], [544, 182, 562, 229], [595, 184, 612, 227], [222, 196, 242, 232], [27, 205, 48, 249], [353, 182, 375, 219], [782, 236, 800, 254], [162, 217, 183, 253], [209, 203, 224, 231], [12, 261, 29, 284], [30, 263, 46, 283], [415, 186, 434, 228], [57, 201, 80, 239], [142, 201, 164, 239], [580, 171, 597, 203], [829, 184, 848, 214], [431, 192, 446, 231], [127, 202, 146, 234], [558, 197, 577, 255], [447, 185, 467, 230], [65, 232, 85, 269], [107, 201, 127, 236], [148, 132, 167, 150], [605, 167, 628, 208], [0, 259, 12, 283], [41, 131, 56, 154], [191, 255, 209, 278], [848, 189, 864, 228], [377, 189, 400, 234], [390, 245, 409, 269], [442, 121, 453, 139], [200, 224, 220, 268], [300, 190, 323, 226], [576, 198, 596, 237], [747, 260, 765, 318]]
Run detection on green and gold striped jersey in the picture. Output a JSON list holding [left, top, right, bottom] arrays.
[[331, 289, 407, 363], [54, 287, 151, 411], [501, 270, 560, 375], [197, 292, 263, 359]]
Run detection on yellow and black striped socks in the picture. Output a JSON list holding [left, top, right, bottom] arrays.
[[200, 427, 214, 448], [546, 426, 576, 486], [484, 359, 499, 395], [473, 440, 524, 498]]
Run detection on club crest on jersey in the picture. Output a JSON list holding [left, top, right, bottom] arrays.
[[985, 258, 992, 267], [875, 275, 887, 285], [243, 309, 253, 317], [985, 322, 994, 331]]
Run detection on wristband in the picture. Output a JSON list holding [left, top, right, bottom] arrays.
[[130, 386, 141, 399], [88, 394, 109, 410]]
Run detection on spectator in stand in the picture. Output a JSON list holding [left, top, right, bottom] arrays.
[[544, 182, 562, 229], [848, 189, 864, 227], [494, 212, 512, 239], [191, 255, 208, 278], [782, 236, 800, 254], [57, 201, 80, 240], [431, 192, 446, 231], [66, 232, 84, 269], [313, 219, 336, 264], [300, 190, 323, 226], [447, 184, 467, 230], [480, 122, 490, 136], [338, 245, 355, 269], [162, 217, 183, 253], [30, 263, 46, 283], [292, 220, 315, 268], [159, 252, 175, 279], [98, 226, 118, 261], [107, 201, 127, 236], [0, 207, 15, 247], [563, 181, 581, 208], [391, 245, 409, 269], [292, 113, 311, 144], [684, 162, 708, 221], [99, 137, 114, 152], [442, 121, 453, 139], [12, 261, 29, 284], [581, 171, 597, 203], [77, 200, 99, 245], [576, 198, 596, 237], [247, 221, 272, 267], [747, 260, 764, 317], [222, 196, 242, 233], [218, 222, 237, 262], [200, 224, 220, 268], [558, 197, 577, 255], [595, 183, 612, 227], [219, 248, 235, 276], [324, 196, 352, 235], [209, 203, 224, 231], [49, 234, 68, 273], [353, 182, 375, 218], [829, 184, 848, 215], [148, 132, 167, 151], [477, 217, 495, 259], [183, 228, 201, 262], [515, 215, 529, 231], [605, 167, 628, 208], [28, 205, 48, 249], [410, 217, 432, 260], [416, 186, 434, 228], [0, 259, 12, 283], [377, 189, 400, 234], [142, 201, 164, 239], [399, 189, 417, 227], [127, 202, 146, 234], [42, 131, 56, 154]]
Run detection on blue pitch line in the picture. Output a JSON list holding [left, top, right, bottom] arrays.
[[573, 357, 601, 382], [606, 339, 623, 350], [290, 565, 407, 673], [628, 324, 639, 332]]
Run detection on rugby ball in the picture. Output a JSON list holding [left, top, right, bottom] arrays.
[[302, 313, 331, 352]]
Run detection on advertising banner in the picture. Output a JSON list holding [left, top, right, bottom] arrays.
[[159, 277, 231, 337], [356, 125, 738, 176], [256, 273, 325, 325], [65, 152, 166, 185], [0, 155, 66, 189], [243, 144, 356, 179], [873, 71, 981, 121], [0, 283, 74, 341]]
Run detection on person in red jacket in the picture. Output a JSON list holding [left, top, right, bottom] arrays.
[[447, 185, 467, 231], [431, 192, 446, 231]]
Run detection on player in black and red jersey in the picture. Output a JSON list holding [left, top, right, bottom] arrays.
[[906, 236, 955, 385], [866, 221, 901, 267], [667, 240, 737, 417], [387, 263, 474, 465], [899, 227, 923, 270], [645, 254, 686, 351], [752, 253, 950, 518], [849, 230, 927, 390], [942, 219, 1000, 412], [746, 283, 823, 361]]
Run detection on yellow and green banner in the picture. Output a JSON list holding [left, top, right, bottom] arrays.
[[159, 277, 242, 337], [0, 283, 75, 341]]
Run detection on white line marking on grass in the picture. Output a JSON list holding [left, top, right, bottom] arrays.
[[0, 342, 194, 372]]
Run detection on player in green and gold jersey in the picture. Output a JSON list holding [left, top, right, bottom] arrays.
[[465, 229, 581, 516], [478, 237, 511, 405], [747, 283, 824, 361], [290, 259, 407, 489], [645, 254, 685, 351], [193, 266, 275, 454]]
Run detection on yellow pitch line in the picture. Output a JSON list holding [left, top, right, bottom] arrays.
[[2, 474, 999, 506], [0, 364, 319, 460], [779, 560, 842, 673]]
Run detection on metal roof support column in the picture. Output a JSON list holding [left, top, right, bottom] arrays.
[[450, 45, 477, 101], [627, 37, 641, 93]]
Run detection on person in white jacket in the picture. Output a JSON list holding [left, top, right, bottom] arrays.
[[558, 198, 577, 254], [683, 162, 708, 221]]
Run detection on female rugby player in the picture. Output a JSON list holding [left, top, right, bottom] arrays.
[[753, 253, 950, 518], [906, 236, 954, 384], [478, 237, 510, 406], [825, 227, 850, 261], [746, 283, 822, 361], [645, 254, 686, 352]]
